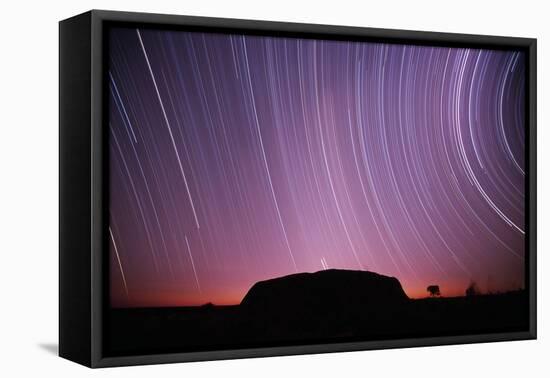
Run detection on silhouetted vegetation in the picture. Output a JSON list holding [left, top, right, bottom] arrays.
[[466, 281, 480, 296], [427, 285, 441, 297]]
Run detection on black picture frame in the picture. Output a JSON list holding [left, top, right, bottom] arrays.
[[59, 9, 537, 368]]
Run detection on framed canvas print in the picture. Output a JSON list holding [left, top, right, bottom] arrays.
[[59, 10, 537, 368]]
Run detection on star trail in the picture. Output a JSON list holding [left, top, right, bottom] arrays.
[[108, 27, 526, 307]]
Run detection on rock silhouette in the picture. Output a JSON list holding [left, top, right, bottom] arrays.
[[241, 269, 407, 315]]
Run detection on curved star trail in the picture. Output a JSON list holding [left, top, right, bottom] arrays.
[[108, 27, 526, 307]]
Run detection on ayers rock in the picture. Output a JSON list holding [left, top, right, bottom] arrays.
[[240, 269, 409, 315]]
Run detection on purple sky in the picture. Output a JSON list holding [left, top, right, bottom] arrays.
[[108, 27, 526, 307]]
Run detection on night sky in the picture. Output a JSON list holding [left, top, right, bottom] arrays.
[[108, 27, 526, 308]]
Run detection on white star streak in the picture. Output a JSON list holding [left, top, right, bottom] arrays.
[[109, 227, 129, 299], [109, 72, 138, 143], [498, 53, 525, 176], [136, 29, 201, 230], [242, 36, 298, 272], [320, 257, 328, 270], [313, 52, 363, 270], [111, 127, 160, 273], [455, 51, 524, 235], [185, 235, 201, 293], [108, 30, 526, 306]]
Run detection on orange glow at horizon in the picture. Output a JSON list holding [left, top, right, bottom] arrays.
[[111, 270, 524, 308]]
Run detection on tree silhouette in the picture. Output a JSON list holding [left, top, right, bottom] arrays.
[[465, 281, 479, 296], [427, 285, 440, 297]]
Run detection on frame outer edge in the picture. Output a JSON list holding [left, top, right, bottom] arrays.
[[84, 9, 537, 367], [529, 38, 537, 339], [91, 10, 105, 368], [59, 11, 94, 368]]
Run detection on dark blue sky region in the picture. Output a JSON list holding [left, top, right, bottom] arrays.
[[108, 27, 525, 307]]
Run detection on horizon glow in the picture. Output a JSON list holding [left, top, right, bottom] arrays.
[[108, 27, 526, 308]]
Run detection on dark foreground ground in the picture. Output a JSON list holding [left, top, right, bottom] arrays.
[[106, 290, 528, 356]]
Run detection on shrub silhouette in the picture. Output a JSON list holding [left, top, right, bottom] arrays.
[[465, 281, 480, 296], [427, 285, 440, 297]]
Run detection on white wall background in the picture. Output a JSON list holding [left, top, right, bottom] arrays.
[[0, 0, 547, 376]]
